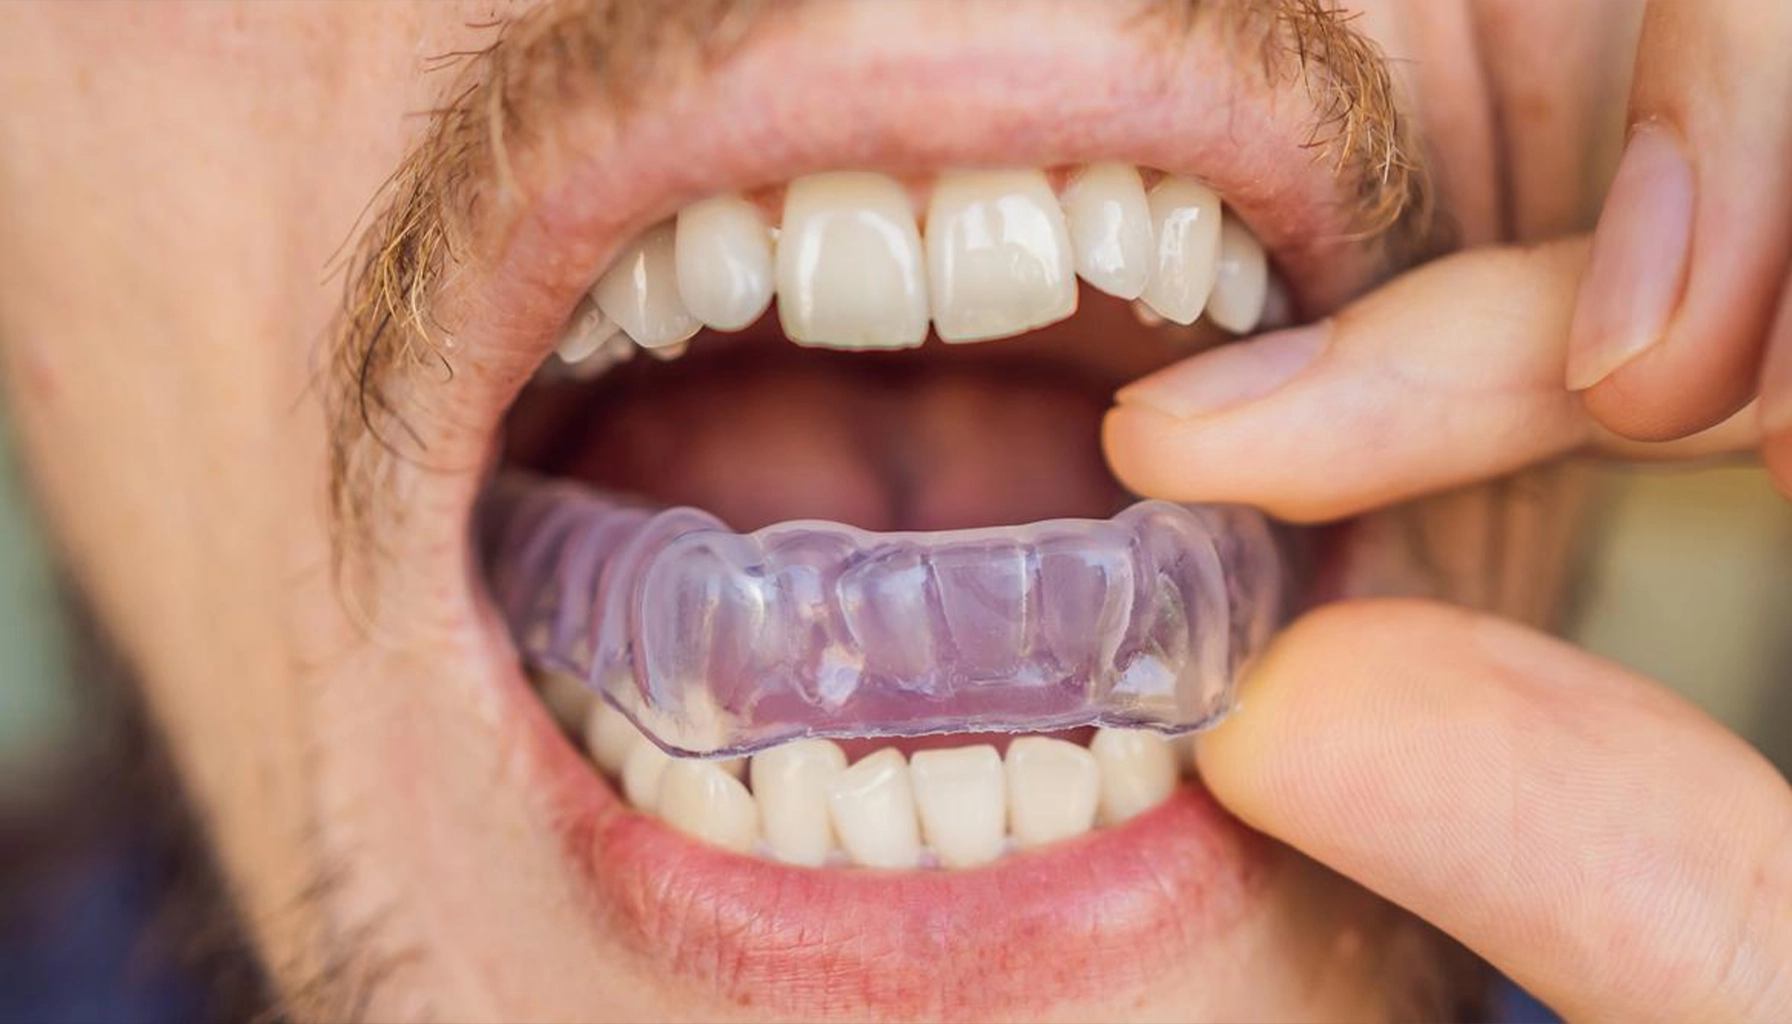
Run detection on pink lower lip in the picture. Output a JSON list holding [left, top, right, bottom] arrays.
[[524, 684, 1277, 1020]]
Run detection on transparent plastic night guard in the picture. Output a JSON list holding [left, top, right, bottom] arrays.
[[483, 475, 1287, 758]]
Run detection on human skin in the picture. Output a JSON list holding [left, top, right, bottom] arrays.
[[1103, 3, 1792, 1017], [1, 1, 1753, 1021]]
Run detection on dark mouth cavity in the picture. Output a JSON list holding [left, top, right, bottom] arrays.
[[501, 285, 1230, 532]]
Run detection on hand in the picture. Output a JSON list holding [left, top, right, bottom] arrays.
[[1100, 8, 1792, 1001], [1564, 1, 1792, 481], [1104, 235, 1792, 1020]]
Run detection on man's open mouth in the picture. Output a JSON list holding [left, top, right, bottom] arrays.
[[334, 2, 1425, 1012], [485, 162, 1303, 872]]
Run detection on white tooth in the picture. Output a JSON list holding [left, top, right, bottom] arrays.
[[645, 339, 689, 362], [1205, 212, 1269, 334], [584, 699, 642, 777], [909, 745, 1007, 868], [826, 748, 922, 869], [593, 222, 701, 351], [1090, 728, 1179, 825], [715, 757, 746, 780], [925, 169, 1076, 342], [1139, 176, 1222, 326], [776, 172, 929, 350], [657, 760, 761, 854], [555, 299, 623, 364], [1004, 737, 1100, 848], [1063, 162, 1154, 300], [620, 740, 673, 812], [751, 739, 847, 867], [557, 329, 638, 382], [536, 670, 594, 735], [675, 195, 774, 331]]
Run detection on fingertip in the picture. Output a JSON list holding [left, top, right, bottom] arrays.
[[1580, 338, 1764, 442], [1195, 600, 1452, 817]]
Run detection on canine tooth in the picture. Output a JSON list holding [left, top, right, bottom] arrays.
[[1205, 212, 1269, 334], [1063, 162, 1154, 300], [676, 195, 774, 331], [751, 739, 847, 867], [1140, 176, 1222, 325], [555, 329, 638, 382], [909, 745, 1007, 868], [621, 740, 673, 812], [826, 748, 922, 869], [584, 699, 642, 776], [776, 172, 929, 350], [1090, 728, 1179, 824], [1005, 737, 1099, 848], [555, 299, 622, 364], [925, 169, 1076, 342], [658, 760, 761, 854], [593, 223, 701, 351]]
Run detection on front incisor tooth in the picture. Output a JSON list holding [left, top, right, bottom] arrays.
[[584, 699, 642, 777], [925, 169, 1077, 342], [593, 222, 701, 351], [1090, 728, 1179, 825], [675, 195, 774, 331], [1063, 162, 1154, 300], [1205, 212, 1269, 334], [776, 172, 929, 350], [658, 760, 761, 854], [1005, 737, 1099, 848], [909, 745, 1007, 868], [1140, 176, 1222, 326], [751, 739, 847, 867], [620, 740, 674, 813], [826, 748, 923, 869]]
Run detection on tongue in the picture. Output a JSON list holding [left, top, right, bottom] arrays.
[[556, 356, 1126, 532]]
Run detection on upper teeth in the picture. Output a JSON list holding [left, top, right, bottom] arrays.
[[554, 675, 1191, 870], [556, 164, 1271, 364]]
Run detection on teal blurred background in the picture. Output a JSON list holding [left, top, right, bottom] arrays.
[[0, 402, 1787, 1021]]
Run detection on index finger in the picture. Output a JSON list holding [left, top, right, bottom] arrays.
[[1102, 238, 1760, 522]]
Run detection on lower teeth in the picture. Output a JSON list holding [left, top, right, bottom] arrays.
[[540, 672, 1189, 869]]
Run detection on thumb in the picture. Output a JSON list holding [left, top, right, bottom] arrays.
[[1197, 600, 1792, 1022]]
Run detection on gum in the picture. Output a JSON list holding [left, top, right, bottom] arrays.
[[483, 476, 1286, 757]]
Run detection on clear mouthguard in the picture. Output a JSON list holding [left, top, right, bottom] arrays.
[[483, 475, 1287, 758]]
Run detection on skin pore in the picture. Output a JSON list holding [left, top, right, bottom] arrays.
[[0, 2, 1643, 1020]]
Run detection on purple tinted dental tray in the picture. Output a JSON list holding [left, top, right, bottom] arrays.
[[482, 474, 1286, 757]]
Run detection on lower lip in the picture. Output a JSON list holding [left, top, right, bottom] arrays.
[[528, 686, 1278, 1020]]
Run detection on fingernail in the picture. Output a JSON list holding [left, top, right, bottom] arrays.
[[1566, 126, 1695, 391], [1115, 321, 1327, 419]]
